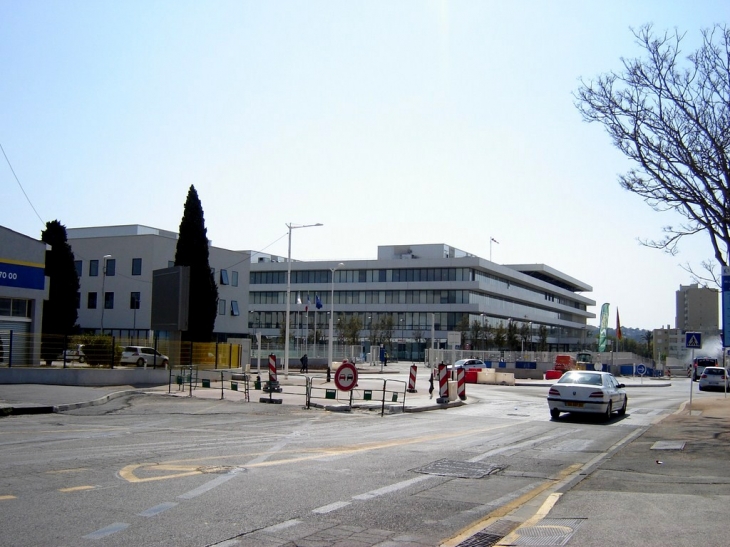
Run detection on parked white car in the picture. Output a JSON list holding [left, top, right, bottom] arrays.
[[120, 346, 169, 368], [698, 366, 730, 391], [57, 344, 86, 363], [547, 370, 627, 420]]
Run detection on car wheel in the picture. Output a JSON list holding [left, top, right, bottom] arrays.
[[136, 358, 145, 367], [162, 359, 169, 367], [698, 386, 704, 391], [550, 408, 560, 420], [79, 356, 85, 363], [604, 401, 613, 420], [618, 396, 627, 416]]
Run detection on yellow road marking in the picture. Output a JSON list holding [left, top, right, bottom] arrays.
[[120, 422, 526, 483], [496, 492, 563, 545], [59, 486, 96, 493], [0, 495, 17, 501], [442, 463, 581, 547], [46, 468, 90, 474]]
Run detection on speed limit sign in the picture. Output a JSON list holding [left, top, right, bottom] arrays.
[[334, 361, 358, 391]]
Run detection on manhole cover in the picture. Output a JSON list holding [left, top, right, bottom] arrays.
[[512, 518, 585, 546], [651, 441, 686, 450], [412, 459, 505, 479]]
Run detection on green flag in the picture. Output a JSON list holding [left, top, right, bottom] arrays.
[[598, 303, 610, 352]]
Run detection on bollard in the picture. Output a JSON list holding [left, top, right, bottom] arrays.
[[436, 362, 449, 403], [457, 368, 466, 400], [407, 364, 418, 393]]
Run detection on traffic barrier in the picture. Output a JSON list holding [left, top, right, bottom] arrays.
[[407, 364, 417, 393], [465, 369, 478, 383], [438, 363, 448, 396], [268, 354, 277, 383], [456, 368, 466, 400], [545, 370, 562, 380]]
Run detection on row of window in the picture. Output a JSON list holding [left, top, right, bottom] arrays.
[[250, 267, 586, 312], [0, 297, 31, 318], [73, 259, 239, 287], [78, 292, 240, 317]]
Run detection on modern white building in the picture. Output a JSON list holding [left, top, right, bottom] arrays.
[[66, 225, 251, 341], [0, 225, 49, 365], [64, 227, 596, 357]]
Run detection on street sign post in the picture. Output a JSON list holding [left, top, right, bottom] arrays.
[[685, 332, 702, 413], [723, 266, 730, 347]]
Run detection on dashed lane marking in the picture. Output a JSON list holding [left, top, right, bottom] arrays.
[[58, 485, 96, 493]]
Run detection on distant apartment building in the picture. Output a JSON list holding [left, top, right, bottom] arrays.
[[653, 284, 721, 363], [675, 283, 719, 334]]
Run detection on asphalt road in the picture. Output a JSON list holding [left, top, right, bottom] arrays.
[[0, 381, 690, 547]]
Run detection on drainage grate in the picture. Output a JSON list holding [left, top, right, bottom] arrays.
[[412, 459, 505, 479], [651, 441, 686, 450], [512, 518, 585, 546], [456, 519, 518, 547]]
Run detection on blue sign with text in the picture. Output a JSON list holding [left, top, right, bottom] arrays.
[[0, 261, 45, 290]]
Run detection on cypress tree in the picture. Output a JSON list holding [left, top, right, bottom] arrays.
[[174, 185, 218, 342], [41, 220, 80, 363], [41, 220, 80, 335]]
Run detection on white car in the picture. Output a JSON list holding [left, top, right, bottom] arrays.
[[57, 344, 86, 363], [449, 358, 487, 371], [547, 370, 627, 420], [698, 366, 730, 391], [120, 346, 169, 368]]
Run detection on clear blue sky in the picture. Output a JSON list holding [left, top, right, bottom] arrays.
[[2, 1, 727, 330]]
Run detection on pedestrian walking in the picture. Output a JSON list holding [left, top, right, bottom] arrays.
[[299, 353, 308, 373], [384, 352, 388, 367]]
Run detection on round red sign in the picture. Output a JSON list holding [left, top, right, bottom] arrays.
[[334, 361, 358, 391]]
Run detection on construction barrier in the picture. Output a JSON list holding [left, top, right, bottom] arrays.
[[456, 368, 466, 400], [407, 364, 417, 393], [437, 363, 448, 401]]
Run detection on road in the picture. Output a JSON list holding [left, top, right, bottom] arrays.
[[0, 380, 695, 547]]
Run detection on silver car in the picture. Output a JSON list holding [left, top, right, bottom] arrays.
[[547, 370, 627, 420], [120, 346, 169, 368]]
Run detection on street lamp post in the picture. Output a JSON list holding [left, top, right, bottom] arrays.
[[327, 262, 344, 380], [284, 223, 323, 378], [100, 254, 111, 333]]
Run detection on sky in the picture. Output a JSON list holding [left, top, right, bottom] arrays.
[[2, 1, 728, 331]]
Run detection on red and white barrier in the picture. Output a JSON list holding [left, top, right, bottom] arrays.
[[268, 354, 277, 383], [456, 367, 466, 400], [438, 363, 448, 399], [407, 364, 418, 393]]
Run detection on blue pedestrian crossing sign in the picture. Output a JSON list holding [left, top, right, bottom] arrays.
[[685, 332, 702, 349]]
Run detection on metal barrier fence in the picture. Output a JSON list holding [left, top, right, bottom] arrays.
[[169, 366, 250, 402], [0, 331, 242, 370], [307, 377, 407, 417]]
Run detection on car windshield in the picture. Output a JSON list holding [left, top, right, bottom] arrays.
[[558, 372, 603, 386]]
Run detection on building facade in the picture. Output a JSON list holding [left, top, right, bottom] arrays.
[[66, 225, 251, 341], [249, 243, 595, 357], [675, 283, 719, 333], [0, 225, 49, 365], [64, 228, 596, 356]]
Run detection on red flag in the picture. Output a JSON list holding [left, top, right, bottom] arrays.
[[616, 309, 623, 341]]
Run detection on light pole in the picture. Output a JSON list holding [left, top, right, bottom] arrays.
[[100, 254, 111, 333], [284, 222, 323, 378], [328, 262, 344, 380]]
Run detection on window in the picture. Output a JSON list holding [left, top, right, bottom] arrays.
[[132, 258, 142, 276], [74, 260, 82, 278], [220, 269, 229, 285], [231, 300, 240, 316], [130, 292, 140, 309], [104, 292, 114, 310], [88, 292, 97, 309], [218, 299, 226, 315], [89, 260, 99, 277], [232, 271, 238, 287], [105, 258, 116, 276]]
